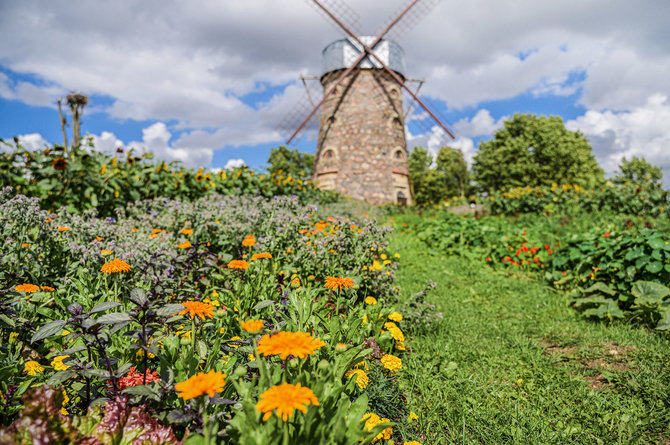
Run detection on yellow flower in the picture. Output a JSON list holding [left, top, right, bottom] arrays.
[[404, 441, 422, 445], [51, 355, 70, 371], [362, 315, 368, 324], [257, 331, 326, 359], [175, 370, 227, 400], [9, 332, 19, 343], [362, 412, 392, 442], [409, 411, 419, 422], [345, 368, 369, 389], [364, 296, 377, 305], [100, 258, 131, 274], [60, 390, 70, 416], [256, 382, 319, 421], [219, 327, 226, 334], [380, 253, 387, 260], [24, 360, 44, 375], [240, 319, 264, 334], [380, 354, 402, 373], [226, 336, 243, 349], [371, 261, 383, 271], [384, 322, 404, 343], [394, 253, 400, 258], [248, 353, 256, 361], [388, 312, 402, 322], [211, 289, 220, 298]]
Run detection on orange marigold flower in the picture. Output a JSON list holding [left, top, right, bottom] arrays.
[[57, 227, 70, 232], [175, 370, 227, 400], [177, 301, 214, 320], [256, 382, 319, 421], [180, 228, 194, 235], [15, 283, 40, 293], [324, 276, 355, 290], [100, 249, 113, 255], [257, 331, 326, 359], [241, 319, 265, 333], [40, 285, 55, 292], [178, 241, 192, 249], [251, 252, 272, 261], [21, 243, 31, 247], [227, 260, 250, 270], [242, 235, 256, 247], [101, 258, 131, 274]]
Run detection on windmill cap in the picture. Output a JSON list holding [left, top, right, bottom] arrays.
[[321, 36, 405, 77]]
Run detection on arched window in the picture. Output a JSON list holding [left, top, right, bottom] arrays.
[[397, 191, 407, 206], [394, 149, 404, 160], [324, 149, 334, 159]]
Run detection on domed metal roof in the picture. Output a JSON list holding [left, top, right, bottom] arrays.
[[321, 36, 405, 77]]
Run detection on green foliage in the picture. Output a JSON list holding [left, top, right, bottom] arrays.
[[266, 146, 315, 180], [409, 146, 470, 205], [613, 156, 663, 187], [0, 140, 336, 217], [487, 183, 668, 217], [473, 113, 605, 191]]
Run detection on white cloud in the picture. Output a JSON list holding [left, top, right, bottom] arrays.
[[224, 159, 246, 170], [125, 123, 213, 168], [0, 0, 669, 169], [567, 94, 670, 183]]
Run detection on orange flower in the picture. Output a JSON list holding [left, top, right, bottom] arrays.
[[100, 249, 113, 255], [256, 382, 319, 421], [21, 243, 31, 247], [177, 301, 214, 320], [242, 235, 256, 247], [178, 241, 192, 249], [15, 283, 40, 293], [40, 286, 55, 292], [180, 228, 194, 236], [324, 276, 355, 290], [101, 258, 131, 274], [241, 319, 265, 333], [227, 260, 250, 270], [257, 331, 326, 359], [175, 370, 227, 400], [251, 252, 272, 261], [57, 227, 70, 232]]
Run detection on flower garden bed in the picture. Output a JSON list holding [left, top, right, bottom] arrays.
[[0, 189, 423, 444]]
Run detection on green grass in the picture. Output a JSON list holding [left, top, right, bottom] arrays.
[[389, 219, 670, 444]]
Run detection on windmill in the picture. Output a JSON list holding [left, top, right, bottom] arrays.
[[280, 0, 454, 205]]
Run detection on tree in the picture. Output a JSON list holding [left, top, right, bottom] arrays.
[[436, 146, 470, 198], [613, 156, 663, 187], [472, 113, 604, 191], [267, 146, 315, 180], [409, 146, 441, 205]]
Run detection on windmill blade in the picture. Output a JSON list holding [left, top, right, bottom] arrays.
[[305, 0, 362, 37], [277, 82, 323, 142], [376, 0, 441, 42]]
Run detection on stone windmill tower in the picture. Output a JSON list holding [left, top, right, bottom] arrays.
[[283, 0, 454, 205]]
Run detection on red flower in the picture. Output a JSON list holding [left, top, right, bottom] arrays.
[[486, 257, 492, 262], [114, 367, 161, 390], [515, 250, 521, 256], [521, 245, 529, 252], [544, 244, 550, 250], [604, 232, 610, 238], [547, 249, 553, 254]]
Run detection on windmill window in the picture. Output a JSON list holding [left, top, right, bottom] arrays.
[[394, 149, 404, 159], [328, 115, 337, 125], [389, 87, 400, 98], [393, 117, 402, 126], [324, 149, 334, 159]]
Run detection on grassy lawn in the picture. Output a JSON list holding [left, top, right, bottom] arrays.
[[389, 219, 670, 444]]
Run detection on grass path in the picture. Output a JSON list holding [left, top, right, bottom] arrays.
[[390, 226, 670, 444]]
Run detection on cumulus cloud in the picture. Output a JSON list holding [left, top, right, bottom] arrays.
[[224, 159, 246, 170], [1, 133, 50, 151], [567, 94, 670, 183], [125, 123, 214, 168], [1, 0, 670, 169]]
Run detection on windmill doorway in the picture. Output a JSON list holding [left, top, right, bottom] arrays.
[[397, 191, 407, 206]]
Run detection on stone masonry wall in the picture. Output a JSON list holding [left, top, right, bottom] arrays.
[[313, 68, 413, 205]]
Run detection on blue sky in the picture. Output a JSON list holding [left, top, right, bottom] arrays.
[[1, 0, 669, 184]]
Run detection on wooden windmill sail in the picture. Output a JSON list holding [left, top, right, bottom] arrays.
[[280, 0, 454, 205]]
